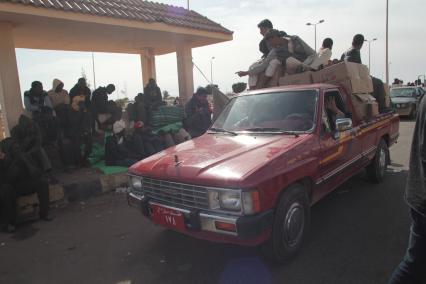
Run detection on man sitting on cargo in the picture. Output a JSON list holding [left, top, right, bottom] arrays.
[[236, 29, 292, 89], [342, 34, 390, 114], [257, 19, 287, 58], [341, 34, 364, 63], [304, 38, 333, 70]]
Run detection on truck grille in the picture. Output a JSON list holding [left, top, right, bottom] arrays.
[[133, 177, 209, 210]]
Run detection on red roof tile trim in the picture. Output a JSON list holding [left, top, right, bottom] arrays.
[[0, 0, 233, 34]]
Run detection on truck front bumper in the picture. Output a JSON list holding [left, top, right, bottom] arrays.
[[127, 192, 273, 246]]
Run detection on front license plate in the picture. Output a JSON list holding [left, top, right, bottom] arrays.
[[151, 204, 186, 230]]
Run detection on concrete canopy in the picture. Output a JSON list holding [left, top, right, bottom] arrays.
[[0, 1, 233, 55], [0, 0, 233, 136]]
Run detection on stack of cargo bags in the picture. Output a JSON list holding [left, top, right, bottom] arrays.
[[278, 62, 391, 121]]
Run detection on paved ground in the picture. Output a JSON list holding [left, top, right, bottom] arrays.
[[0, 120, 415, 284]]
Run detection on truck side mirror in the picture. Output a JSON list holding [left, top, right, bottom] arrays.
[[336, 118, 353, 132]]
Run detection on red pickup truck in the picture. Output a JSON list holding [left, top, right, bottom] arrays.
[[127, 84, 399, 262]]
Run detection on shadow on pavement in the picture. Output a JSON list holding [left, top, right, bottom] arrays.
[[121, 169, 410, 284]]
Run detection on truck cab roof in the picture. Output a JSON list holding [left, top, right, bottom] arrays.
[[239, 83, 343, 97]]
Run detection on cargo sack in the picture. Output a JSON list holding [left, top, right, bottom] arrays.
[[150, 106, 184, 129]]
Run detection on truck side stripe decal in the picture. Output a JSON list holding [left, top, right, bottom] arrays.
[[315, 146, 377, 185]]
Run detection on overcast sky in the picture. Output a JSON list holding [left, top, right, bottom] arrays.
[[16, 0, 426, 100]]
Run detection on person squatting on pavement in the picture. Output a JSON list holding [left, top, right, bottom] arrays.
[[0, 138, 53, 233], [388, 96, 426, 283]]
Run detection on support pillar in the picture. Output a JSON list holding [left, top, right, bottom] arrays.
[[140, 48, 156, 87], [176, 45, 194, 104], [0, 22, 24, 137]]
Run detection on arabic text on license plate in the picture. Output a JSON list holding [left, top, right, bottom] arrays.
[[151, 204, 186, 230]]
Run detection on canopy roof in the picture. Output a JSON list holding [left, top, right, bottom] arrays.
[[0, 0, 233, 54]]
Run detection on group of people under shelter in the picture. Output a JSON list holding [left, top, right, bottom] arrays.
[[237, 19, 389, 114], [0, 75, 213, 233]]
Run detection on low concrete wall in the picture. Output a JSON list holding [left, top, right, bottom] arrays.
[[17, 172, 128, 217]]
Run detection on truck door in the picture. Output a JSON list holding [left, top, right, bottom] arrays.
[[316, 90, 362, 199]]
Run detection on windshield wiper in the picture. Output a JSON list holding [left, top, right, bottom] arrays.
[[242, 127, 300, 136], [209, 127, 238, 136]]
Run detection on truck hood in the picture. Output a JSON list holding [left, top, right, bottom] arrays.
[[129, 133, 309, 187]]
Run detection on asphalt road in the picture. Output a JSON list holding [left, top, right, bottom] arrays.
[[0, 120, 415, 284]]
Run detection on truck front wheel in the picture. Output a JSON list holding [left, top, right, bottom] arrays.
[[366, 139, 389, 183], [261, 184, 310, 263]]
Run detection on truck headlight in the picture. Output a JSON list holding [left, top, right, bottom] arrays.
[[207, 189, 261, 215], [130, 176, 142, 190], [219, 191, 241, 211]]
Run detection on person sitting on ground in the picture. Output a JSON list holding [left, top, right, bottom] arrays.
[[62, 94, 92, 168], [132, 121, 166, 157], [0, 137, 53, 233], [142, 79, 165, 125], [105, 120, 140, 167], [11, 115, 53, 173], [69, 77, 91, 108], [304, 38, 333, 70], [143, 78, 163, 108], [47, 79, 70, 109], [24, 81, 59, 145], [24, 81, 54, 114], [47, 78, 70, 127], [184, 87, 212, 138], [91, 84, 121, 130], [133, 93, 149, 124]]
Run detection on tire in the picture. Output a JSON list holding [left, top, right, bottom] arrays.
[[409, 105, 417, 120], [366, 139, 389, 183], [260, 183, 310, 263]]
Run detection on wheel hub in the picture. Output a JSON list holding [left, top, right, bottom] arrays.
[[283, 202, 305, 247]]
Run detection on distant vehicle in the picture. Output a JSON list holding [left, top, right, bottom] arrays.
[[128, 83, 400, 263], [390, 86, 424, 118]]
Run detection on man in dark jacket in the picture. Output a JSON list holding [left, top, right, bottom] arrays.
[[342, 34, 389, 113], [143, 79, 163, 108], [237, 29, 293, 89], [389, 96, 426, 283], [184, 87, 212, 138], [257, 19, 287, 59], [23, 81, 59, 145], [91, 84, 121, 130], [11, 115, 52, 173], [62, 95, 92, 167], [0, 138, 52, 233], [341, 34, 364, 63], [69, 78, 91, 108], [105, 120, 140, 167]]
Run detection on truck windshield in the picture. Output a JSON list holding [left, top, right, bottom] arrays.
[[390, 88, 416, 98], [211, 90, 318, 133]]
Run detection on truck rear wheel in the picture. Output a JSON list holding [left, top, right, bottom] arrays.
[[261, 184, 310, 263], [366, 139, 389, 183]]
